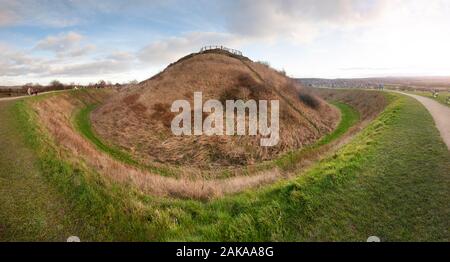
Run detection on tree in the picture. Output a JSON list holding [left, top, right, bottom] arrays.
[[97, 80, 106, 88], [50, 80, 64, 90]]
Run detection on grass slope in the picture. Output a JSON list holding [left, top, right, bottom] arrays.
[[0, 100, 82, 241], [164, 93, 449, 241], [75, 104, 141, 167], [1, 92, 448, 241], [317, 101, 359, 146], [274, 101, 359, 171], [6, 98, 155, 241], [74, 103, 177, 177], [75, 100, 359, 175]]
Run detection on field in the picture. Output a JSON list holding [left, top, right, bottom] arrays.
[[299, 77, 450, 91], [1, 89, 448, 241]]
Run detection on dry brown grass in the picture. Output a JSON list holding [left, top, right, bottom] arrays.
[[298, 92, 321, 109], [92, 51, 340, 169], [151, 103, 173, 128], [122, 93, 141, 105], [30, 88, 386, 200], [30, 91, 285, 199], [129, 103, 147, 114]]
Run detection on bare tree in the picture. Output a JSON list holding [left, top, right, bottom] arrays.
[[50, 80, 64, 91], [97, 80, 106, 88]]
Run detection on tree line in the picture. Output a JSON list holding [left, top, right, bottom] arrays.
[[0, 79, 140, 97]]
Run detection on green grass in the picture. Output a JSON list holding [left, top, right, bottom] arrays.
[[75, 104, 140, 166], [0, 99, 88, 241], [1, 91, 449, 241], [408, 91, 450, 107], [317, 101, 359, 146], [5, 99, 156, 241], [274, 101, 359, 171], [74, 103, 177, 177], [161, 93, 449, 241]]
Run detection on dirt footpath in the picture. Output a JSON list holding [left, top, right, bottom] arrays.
[[0, 95, 25, 101], [399, 92, 450, 150]]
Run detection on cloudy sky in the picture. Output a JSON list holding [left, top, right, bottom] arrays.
[[1, 0, 450, 85]]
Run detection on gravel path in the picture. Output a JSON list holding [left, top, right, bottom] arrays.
[[0, 90, 69, 102], [0, 95, 26, 101]]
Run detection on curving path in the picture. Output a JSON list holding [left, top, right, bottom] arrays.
[[0, 95, 26, 101], [397, 92, 450, 150], [0, 90, 69, 102]]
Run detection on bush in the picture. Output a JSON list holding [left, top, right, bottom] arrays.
[[298, 92, 320, 109], [50, 80, 65, 90], [257, 61, 270, 67]]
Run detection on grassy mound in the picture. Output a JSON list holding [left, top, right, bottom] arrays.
[[92, 51, 340, 169]]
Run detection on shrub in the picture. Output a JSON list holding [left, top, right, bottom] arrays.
[[220, 87, 241, 103], [50, 80, 65, 90], [298, 92, 320, 109], [236, 73, 265, 100]]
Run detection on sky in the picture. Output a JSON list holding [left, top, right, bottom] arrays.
[[1, 0, 450, 85]]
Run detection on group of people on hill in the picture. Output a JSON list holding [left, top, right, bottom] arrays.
[[27, 87, 39, 96], [430, 90, 450, 104]]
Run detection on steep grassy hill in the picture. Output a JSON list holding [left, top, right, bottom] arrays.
[[92, 51, 339, 168]]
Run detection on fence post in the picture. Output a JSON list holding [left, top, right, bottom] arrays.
[[200, 45, 242, 56]]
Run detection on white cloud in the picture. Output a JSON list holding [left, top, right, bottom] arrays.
[[47, 59, 131, 77], [0, 0, 169, 28], [221, 0, 389, 43], [2, 0, 450, 84], [34, 31, 96, 57], [107, 51, 135, 61], [36, 32, 83, 52], [0, 0, 81, 27], [0, 6, 18, 26], [0, 44, 47, 76], [0, 35, 134, 84], [138, 31, 242, 65], [65, 44, 97, 57]]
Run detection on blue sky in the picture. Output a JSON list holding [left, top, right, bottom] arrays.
[[1, 0, 450, 85]]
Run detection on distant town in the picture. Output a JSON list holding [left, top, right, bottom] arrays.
[[297, 76, 450, 92]]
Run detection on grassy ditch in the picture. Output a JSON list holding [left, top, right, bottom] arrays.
[[317, 102, 359, 146], [75, 104, 140, 167], [274, 101, 359, 171], [74, 103, 177, 177], [75, 100, 359, 176]]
